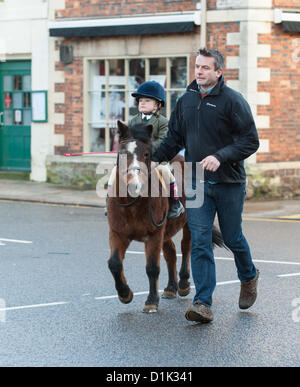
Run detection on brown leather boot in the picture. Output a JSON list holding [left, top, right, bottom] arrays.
[[239, 269, 260, 309], [185, 301, 213, 323]]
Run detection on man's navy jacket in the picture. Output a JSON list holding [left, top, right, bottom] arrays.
[[152, 76, 260, 183]]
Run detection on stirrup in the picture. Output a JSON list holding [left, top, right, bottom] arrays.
[[168, 200, 184, 219]]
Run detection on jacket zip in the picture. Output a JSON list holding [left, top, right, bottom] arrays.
[[197, 95, 202, 134], [188, 88, 203, 134], [197, 98, 202, 110]]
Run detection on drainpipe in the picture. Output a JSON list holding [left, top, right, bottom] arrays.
[[200, 0, 207, 48]]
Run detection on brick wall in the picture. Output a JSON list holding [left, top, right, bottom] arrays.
[[207, 22, 240, 81], [257, 25, 300, 163], [55, 0, 199, 18], [54, 47, 84, 155], [273, 0, 300, 8]]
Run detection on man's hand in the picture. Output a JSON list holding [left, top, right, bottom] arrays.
[[200, 156, 220, 172]]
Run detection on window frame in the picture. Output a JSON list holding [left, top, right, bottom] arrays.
[[84, 54, 190, 153]]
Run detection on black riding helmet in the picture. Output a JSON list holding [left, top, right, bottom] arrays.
[[132, 81, 166, 107]]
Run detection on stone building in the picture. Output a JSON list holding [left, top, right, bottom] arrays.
[[1, 0, 299, 196]]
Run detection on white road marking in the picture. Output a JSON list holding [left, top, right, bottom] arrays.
[[277, 272, 300, 278], [94, 280, 240, 301], [95, 294, 120, 300], [217, 256, 300, 266], [95, 292, 158, 301], [2, 250, 298, 313], [252, 259, 300, 266], [0, 301, 69, 312], [125, 250, 300, 266], [0, 238, 33, 245], [214, 280, 240, 286]]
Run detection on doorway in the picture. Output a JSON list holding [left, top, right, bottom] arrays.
[[0, 61, 31, 171]]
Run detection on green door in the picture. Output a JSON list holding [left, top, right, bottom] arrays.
[[0, 61, 31, 171]]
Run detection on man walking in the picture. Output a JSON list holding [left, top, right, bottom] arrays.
[[152, 48, 260, 323]]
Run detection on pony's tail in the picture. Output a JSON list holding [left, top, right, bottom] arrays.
[[212, 225, 227, 249]]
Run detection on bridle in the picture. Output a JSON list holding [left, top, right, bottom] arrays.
[[112, 139, 145, 207], [113, 138, 167, 227]]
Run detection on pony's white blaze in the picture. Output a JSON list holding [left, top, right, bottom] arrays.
[[127, 141, 137, 154], [132, 152, 140, 169], [127, 141, 143, 196]]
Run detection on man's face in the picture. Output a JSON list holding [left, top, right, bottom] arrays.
[[195, 55, 222, 91]]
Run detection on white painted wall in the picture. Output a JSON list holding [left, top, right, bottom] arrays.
[[0, 0, 49, 181]]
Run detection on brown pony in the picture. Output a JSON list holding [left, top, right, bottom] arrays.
[[107, 121, 224, 313]]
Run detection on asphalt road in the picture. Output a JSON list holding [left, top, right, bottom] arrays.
[[0, 200, 300, 367]]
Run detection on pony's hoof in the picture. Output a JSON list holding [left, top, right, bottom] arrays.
[[162, 289, 177, 299], [119, 289, 134, 304], [143, 304, 158, 314], [178, 287, 190, 297]]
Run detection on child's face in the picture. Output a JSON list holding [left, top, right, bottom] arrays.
[[138, 98, 158, 114]]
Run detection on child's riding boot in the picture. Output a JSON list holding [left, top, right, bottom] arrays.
[[168, 198, 185, 219]]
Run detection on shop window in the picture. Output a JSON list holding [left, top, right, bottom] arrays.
[[88, 56, 188, 152], [2, 74, 31, 126]]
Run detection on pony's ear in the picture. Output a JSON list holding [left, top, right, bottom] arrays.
[[145, 124, 153, 139], [117, 120, 129, 140]]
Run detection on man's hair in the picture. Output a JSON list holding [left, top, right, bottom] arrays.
[[197, 48, 224, 70]]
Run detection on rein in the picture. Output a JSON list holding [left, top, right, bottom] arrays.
[[148, 197, 167, 228], [113, 196, 140, 207]]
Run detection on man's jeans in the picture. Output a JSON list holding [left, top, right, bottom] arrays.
[[186, 182, 257, 307]]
